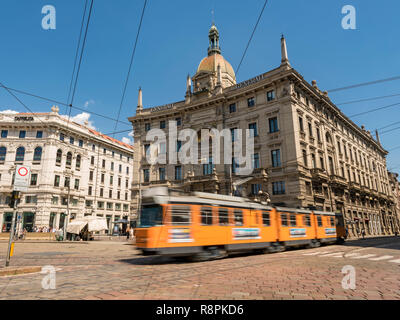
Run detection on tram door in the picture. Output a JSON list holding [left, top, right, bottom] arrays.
[[166, 205, 193, 245], [248, 210, 260, 227]]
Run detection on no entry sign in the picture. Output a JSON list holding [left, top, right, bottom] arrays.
[[13, 165, 31, 191]]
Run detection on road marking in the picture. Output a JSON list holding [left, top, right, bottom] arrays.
[[343, 253, 361, 258], [389, 259, 400, 264], [350, 254, 376, 259], [302, 251, 330, 256], [368, 255, 394, 261], [319, 252, 344, 257]]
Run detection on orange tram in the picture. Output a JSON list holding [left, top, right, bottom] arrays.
[[135, 187, 346, 261]]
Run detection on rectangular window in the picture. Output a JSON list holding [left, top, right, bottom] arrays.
[[252, 153, 260, 169], [60, 133, 64, 141], [92, 144, 96, 151], [170, 206, 191, 225], [271, 149, 281, 167], [316, 128, 321, 141], [54, 175, 60, 187], [303, 150, 308, 167], [102, 159, 106, 168], [36, 131, 43, 138], [91, 156, 95, 165], [299, 117, 304, 132], [218, 208, 229, 225], [290, 214, 297, 227], [304, 215, 311, 227], [30, 173, 38, 186], [143, 169, 150, 182], [119, 164, 122, 173], [251, 183, 261, 195], [317, 216, 323, 227], [160, 120, 166, 129], [109, 190, 112, 198], [281, 213, 288, 227], [70, 137, 74, 145], [311, 154, 316, 168], [272, 181, 286, 195], [79, 139, 83, 147], [229, 103, 236, 113], [201, 207, 213, 225], [247, 97, 255, 107], [176, 140, 182, 152], [262, 211, 270, 226], [88, 186, 92, 196], [74, 179, 79, 190], [90, 171, 94, 181], [145, 123, 150, 131], [64, 177, 70, 188], [101, 173, 105, 183], [203, 157, 214, 175], [330, 217, 335, 226], [100, 188, 103, 197], [320, 157, 325, 169], [269, 117, 279, 133], [176, 117, 182, 126], [230, 128, 237, 142], [267, 90, 275, 101], [308, 123, 313, 137], [248, 122, 258, 137], [159, 167, 166, 181], [1, 130, 8, 138], [175, 166, 182, 180], [111, 162, 114, 171], [19, 130, 26, 138], [234, 210, 243, 226]]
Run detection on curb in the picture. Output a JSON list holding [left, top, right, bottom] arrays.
[[0, 266, 42, 277]]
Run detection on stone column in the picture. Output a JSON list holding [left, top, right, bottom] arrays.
[[55, 213, 60, 229]]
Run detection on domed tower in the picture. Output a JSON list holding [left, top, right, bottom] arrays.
[[191, 23, 236, 95]]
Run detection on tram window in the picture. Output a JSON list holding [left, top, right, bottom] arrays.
[[281, 213, 288, 227], [234, 210, 243, 226], [262, 211, 270, 227], [303, 215, 311, 227], [317, 216, 322, 227], [330, 217, 335, 226], [290, 214, 297, 226], [170, 206, 191, 225], [201, 207, 213, 225], [219, 208, 229, 225]]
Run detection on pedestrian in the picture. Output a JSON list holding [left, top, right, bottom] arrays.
[[129, 227, 134, 240], [361, 228, 366, 239], [23, 228, 27, 240], [126, 226, 130, 240]]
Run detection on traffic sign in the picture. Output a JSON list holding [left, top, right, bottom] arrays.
[[13, 165, 31, 191]]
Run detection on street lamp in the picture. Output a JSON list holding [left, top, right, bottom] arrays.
[[63, 184, 70, 241]]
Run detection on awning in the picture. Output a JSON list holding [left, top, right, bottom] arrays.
[[67, 217, 108, 234]]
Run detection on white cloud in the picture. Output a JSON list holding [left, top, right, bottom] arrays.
[[0, 109, 19, 114], [83, 99, 95, 108], [121, 137, 132, 145], [62, 112, 96, 130]]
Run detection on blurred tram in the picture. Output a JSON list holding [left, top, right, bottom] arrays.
[[134, 187, 346, 261]]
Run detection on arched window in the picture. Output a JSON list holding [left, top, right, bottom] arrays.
[[56, 149, 62, 165], [0, 147, 6, 162], [325, 132, 332, 144], [33, 147, 42, 162], [66, 152, 72, 167], [76, 154, 81, 169], [15, 147, 25, 162]]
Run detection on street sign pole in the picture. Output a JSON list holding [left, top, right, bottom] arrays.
[[5, 191, 19, 267], [63, 185, 70, 241]]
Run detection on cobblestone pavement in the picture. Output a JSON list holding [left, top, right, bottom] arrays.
[[0, 237, 399, 300]]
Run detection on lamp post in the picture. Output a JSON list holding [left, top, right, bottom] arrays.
[[63, 184, 70, 241]]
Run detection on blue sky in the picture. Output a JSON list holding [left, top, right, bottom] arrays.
[[0, 0, 399, 173]]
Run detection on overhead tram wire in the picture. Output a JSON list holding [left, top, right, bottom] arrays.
[[2, 86, 132, 126], [0, 81, 47, 127], [65, 0, 89, 114], [112, 0, 147, 138], [336, 92, 400, 106], [327, 75, 400, 93], [67, 0, 94, 126], [235, 0, 268, 76], [348, 101, 400, 118]]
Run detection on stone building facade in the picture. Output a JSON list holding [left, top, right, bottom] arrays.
[[129, 24, 398, 238], [0, 107, 134, 233], [388, 171, 400, 232]]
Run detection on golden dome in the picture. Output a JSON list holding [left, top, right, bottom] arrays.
[[197, 53, 236, 81]]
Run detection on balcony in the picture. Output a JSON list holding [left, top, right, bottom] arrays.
[[311, 168, 328, 181], [348, 181, 361, 191], [330, 174, 347, 187]]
